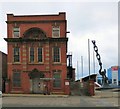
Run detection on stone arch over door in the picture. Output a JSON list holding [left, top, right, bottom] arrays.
[[29, 68, 44, 79], [28, 68, 45, 93]]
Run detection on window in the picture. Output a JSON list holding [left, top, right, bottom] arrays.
[[53, 47, 60, 62], [30, 47, 34, 62], [52, 26, 60, 38], [38, 47, 43, 62], [53, 71, 61, 88], [13, 27, 20, 38], [13, 72, 21, 87], [14, 47, 20, 62], [113, 79, 117, 84]]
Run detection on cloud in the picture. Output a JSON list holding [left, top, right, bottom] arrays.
[[0, 2, 118, 80], [67, 2, 118, 79], [68, 2, 117, 35]]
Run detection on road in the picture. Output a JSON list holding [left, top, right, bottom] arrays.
[[2, 95, 119, 107]]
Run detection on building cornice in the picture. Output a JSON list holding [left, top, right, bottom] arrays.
[[4, 37, 68, 42], [6, 20, 66, 24]]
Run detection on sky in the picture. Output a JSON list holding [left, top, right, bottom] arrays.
[[0, 1, 118, 80]]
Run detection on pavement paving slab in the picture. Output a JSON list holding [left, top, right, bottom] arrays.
[[2, 89, 119, 107], [2, 93, 69, 98]]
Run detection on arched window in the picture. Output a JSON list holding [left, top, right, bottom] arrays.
[[23, 28, 47, 39]]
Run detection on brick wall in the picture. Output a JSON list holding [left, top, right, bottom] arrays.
[[5, 12, 68, 94]]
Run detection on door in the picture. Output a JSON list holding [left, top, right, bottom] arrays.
[[32, 78, 44, 93]]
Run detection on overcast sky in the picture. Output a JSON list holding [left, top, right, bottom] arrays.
[[0, 1, 118, 80]]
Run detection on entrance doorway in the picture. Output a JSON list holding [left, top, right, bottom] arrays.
[[28, 68, 45, 94], [32, 78, 44, 93]]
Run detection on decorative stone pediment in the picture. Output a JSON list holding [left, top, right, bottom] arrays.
[[28, 68, 44, 79], [23, 28, 47, 39]]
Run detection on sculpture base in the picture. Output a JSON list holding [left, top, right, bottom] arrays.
[[96, 83, 120, 90], [101, 83, 110, 88]]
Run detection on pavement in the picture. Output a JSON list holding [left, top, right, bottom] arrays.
[[1, 88, 119, 107], [93, 88, 120, 98], [2, 95, 81, 107], [2, 88, 119, 98], [2, 94, 119, 107], [2, 93, 69, 98]]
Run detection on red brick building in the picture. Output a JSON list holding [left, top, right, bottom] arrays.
[[0, 51, 7, 92], [4, 12, 70, 94]]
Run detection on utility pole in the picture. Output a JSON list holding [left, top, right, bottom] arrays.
[[81, 56, 83, 77], [77, 61, 79, 80], [88, 39, 90, 80], [93, 47, 95, 74]]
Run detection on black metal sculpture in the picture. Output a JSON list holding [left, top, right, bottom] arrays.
[[92, 40, 109, 87]]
